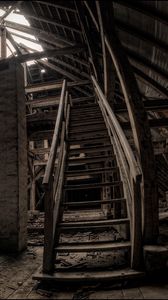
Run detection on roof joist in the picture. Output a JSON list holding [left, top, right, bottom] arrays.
[[0, 45, 84, 64], [125, 47, 168, 81], [116, 19, 168, 54], [15, 11, 82, 34], [113, 0, 168, 27]]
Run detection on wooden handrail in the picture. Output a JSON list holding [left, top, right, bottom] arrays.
[[92, 75, 143, 270], [43, 79, 67, 185], [92, 75, 141, 179], [42, 80, 71, 274]]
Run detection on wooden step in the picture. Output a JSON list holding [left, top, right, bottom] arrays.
[[68, 155, 115, 165], [33, 268, 145, 283], [71, 96, 95, 104], [65, 166, 118, 177], [70, 120, 104, 127], [63, 198, 126, 207], [70, 120, 105, 128], [70, 115, 103, 122], [69, 145, 112, 155], [69, 125, 106, 134], [64, 181, 122, 191], [69, 129, 108, 139], [55, 241, 131, 253], [59, 218, 130, 230], [71, 105, 99, 111], [71, 103, 98, 110], [68, 137, 110, 145]]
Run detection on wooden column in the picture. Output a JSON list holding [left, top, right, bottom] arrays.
[[44, 139, 49, 161], [0, 26, 6, 59], [29, 141, 36, 211], [96, 1, 158, 243]]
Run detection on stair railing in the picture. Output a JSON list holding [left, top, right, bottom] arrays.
[[42, 79, 70, 273], [92, 75, 143, 270]]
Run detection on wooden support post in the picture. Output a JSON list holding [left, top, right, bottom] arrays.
[[29, 141, 36, 211], [75, 1, 102, 84], [44, 139, 49, 161], [0, 26, 6, 59]]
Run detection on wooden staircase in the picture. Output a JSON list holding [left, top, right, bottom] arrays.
[[33, 79, 144, 282]]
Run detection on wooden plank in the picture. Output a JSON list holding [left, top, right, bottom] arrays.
[[33, 268, 145, 282], [63, 198, 126, 207], [69, 145, 112, 155], [56, 241, 131, 252], [68, 155, 115, 165], [64, 181, 122, 190], [25, 80, 90, 93], [59, 218, 130, 229], [68, 137, 110, 145], [0, 45, 84, 64], [70, 120, 105, 128], [65, 166, 118, 177]]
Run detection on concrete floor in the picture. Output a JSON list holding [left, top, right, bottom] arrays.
[[0, 246, 168, 299]]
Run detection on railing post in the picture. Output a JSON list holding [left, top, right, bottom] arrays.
[[43, 178, 55, 273]]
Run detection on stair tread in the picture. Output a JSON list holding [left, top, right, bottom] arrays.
[[55, 241, 131, 252], [69, 144, 112, 154], [65, 166, 118, 176], [68, 154, 114, 162], [33, 268, 145, 282], [59, 218, 129, 227], [70, 121, 105, 128], [63, 198, 126, 207], [64, 181, 122, 190]]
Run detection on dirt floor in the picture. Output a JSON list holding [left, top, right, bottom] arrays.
[[0, 212, 168, 299]]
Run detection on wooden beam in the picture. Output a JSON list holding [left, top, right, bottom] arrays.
[[25, 80, 90, 93], [39, 60, 92, 97], [26, 96, 60, 108], [115, 99, 168, 113], [36, 1, 77, 13], [125, 47, 168, 81], [5, 20, 75, 47], [6, 30, 22, 55], [96, 1, 116, 102], [113, 0, 168, 27], [121, 118, 168, 129], [116, 19, 168, 54], [0, 45, 84, 64], [133, 66, 168, 98], [50, 58, 90, 80], [75, 1, 102, 83], [15, 11, 81, 34], [0, 1, 22, 24], [0, 26, 6, 58]]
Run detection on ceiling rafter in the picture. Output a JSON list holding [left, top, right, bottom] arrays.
[[18, 43, 90, 81], [35, 1, 77, 14], [125, 47, 168, 81], [15, 10, 82, 34], [113, 0, 168, 27], [5, 20, 75, 47], [39, 60, 92, 97], [132, 66, 168, 98], [0, 45, 84, 64], [116, 19, 168, 54]]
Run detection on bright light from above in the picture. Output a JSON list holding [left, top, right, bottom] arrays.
[[41, 69, 46, 73], [0, 8, 44, 65]]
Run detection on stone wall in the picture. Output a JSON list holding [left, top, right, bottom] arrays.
[[0, 61, 27, 252]]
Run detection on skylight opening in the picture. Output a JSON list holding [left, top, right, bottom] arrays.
[[0, 8, 44, 65]]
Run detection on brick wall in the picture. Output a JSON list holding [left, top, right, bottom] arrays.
[[0, 61, 27, 252]]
